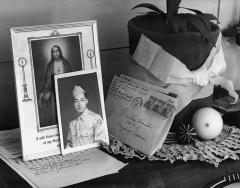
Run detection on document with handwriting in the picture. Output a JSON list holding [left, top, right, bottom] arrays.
[[105, 76, 178, 156], [0, 128, 22, 158], [0, 128, 126, 188]]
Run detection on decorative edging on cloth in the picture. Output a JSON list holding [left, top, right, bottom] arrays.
[[102, 125, 240, 167]]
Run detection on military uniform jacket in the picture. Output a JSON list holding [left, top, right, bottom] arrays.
[[66, 109, 105, 148]]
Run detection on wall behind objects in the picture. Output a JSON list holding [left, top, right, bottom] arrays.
[[0, 0, 238, 62]]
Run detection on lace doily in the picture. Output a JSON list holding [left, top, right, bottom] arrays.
[[102, 125, 240, 167]]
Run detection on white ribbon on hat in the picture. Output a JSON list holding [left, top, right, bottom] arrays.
[[133, 33, 238, 113]]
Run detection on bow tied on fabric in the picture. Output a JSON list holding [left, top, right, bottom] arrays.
[[133, 33, 238, 114]]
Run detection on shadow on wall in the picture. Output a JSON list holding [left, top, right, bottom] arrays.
[[0, 63, 18, 130], [0, 9, 53, 63], [0, 0, 133, 62]]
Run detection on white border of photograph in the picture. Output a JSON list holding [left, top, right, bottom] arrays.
[[11, 21, 101, 160], [55, 69, 109, 155]]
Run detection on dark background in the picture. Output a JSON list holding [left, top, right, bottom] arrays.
[[56, 71, 102, 148]]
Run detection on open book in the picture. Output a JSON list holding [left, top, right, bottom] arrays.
[[105, 75, 178, 156]]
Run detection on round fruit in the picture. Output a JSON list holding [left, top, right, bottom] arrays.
[[191, 107, 223, 140]]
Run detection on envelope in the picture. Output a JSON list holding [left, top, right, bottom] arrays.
[[105, 75, 178, 156]]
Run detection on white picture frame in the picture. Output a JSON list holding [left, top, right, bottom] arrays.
[[55, 70, 109, 155], [11, 21, 101, 160]]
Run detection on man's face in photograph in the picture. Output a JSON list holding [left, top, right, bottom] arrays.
[[73, 92, 88, 115]]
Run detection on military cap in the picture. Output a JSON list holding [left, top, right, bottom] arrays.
[[73, 85, 86, 97]]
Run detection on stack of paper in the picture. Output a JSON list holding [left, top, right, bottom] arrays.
[[105, 75, 178, 156], [0, 128, 126, 188]]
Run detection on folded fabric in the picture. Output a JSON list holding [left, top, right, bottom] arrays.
[[133, 34, 238, 114]]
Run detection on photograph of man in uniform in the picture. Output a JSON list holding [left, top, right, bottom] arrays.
[[55, 71, 108, 151], [66, 85, 106, 148], [31, 35, 83, 128]]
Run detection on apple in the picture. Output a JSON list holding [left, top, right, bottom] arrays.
[[191, 107, 223, 140]]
